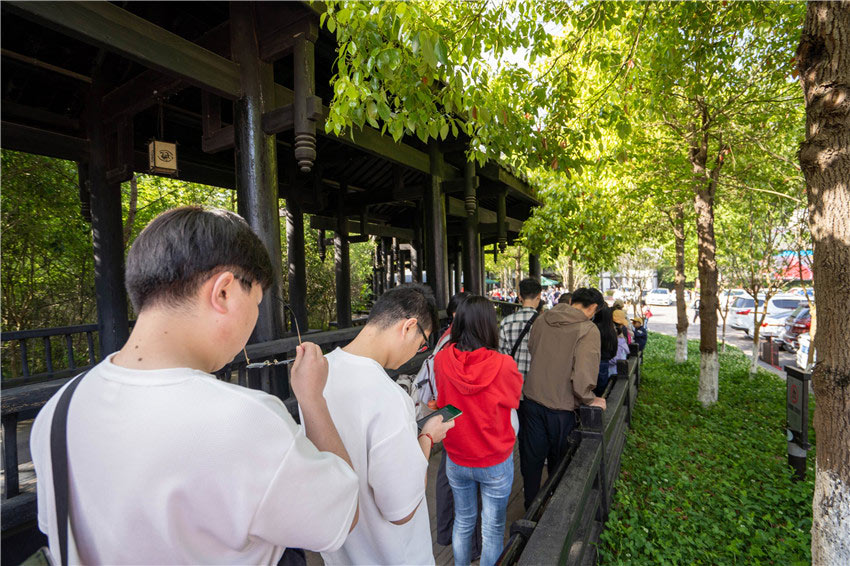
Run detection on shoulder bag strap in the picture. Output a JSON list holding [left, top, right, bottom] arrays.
[[510, 312, 539, 359], [50, 370, 90, 566]]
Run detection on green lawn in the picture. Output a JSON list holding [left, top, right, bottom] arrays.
[[597, 333, 815, 565]]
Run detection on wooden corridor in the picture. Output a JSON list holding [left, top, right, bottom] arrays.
[[307, 443, 540, 566]]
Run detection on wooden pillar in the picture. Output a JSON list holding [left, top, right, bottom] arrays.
[[426, 140, 449, 308], [285, 197, 308, 333], [497, 190, 508, 252], [335, 186, 351, 328], [82, 94, 129, 356], [529, 253, 542, 280], [454, 241, 463, 294], [411, 215, 423, 283], [231, 2, 286, 341], [463, 160, 482, 295]]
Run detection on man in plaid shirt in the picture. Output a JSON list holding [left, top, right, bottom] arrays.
[[499, 278, 543, 376]]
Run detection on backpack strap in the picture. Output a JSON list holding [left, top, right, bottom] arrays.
[[50, 370, 90, 566], [510, 312, 539, 359]]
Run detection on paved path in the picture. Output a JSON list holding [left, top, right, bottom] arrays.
[[627, 304, 793, 378]]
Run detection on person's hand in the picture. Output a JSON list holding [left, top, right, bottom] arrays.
[[421, 414, 455, 444], [589, 397, 607, 410], [290, 342, 329, 405]]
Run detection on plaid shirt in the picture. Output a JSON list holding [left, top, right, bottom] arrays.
[[498, 307, 538, 376]]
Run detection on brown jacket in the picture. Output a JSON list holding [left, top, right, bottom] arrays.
[[524, 303, 601, 411]]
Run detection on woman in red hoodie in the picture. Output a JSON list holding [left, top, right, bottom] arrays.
[[434, 296, 523, 566]]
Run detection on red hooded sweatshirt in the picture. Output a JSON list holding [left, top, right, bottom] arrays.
[[434, 344, 523, 467]]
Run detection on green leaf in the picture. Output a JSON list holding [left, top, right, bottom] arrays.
[[420, 33, 437, 69], [435, 37, 449, 66], [440, 121, 450, 140]]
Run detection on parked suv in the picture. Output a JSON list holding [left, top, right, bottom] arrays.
[[731, 293, 804, 336], [777, 305, 812, 351]]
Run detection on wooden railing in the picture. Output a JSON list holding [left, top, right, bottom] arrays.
[[0, 315, 445, 542], [497, 344, 642, 566]]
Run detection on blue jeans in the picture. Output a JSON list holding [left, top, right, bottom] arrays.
[[446, 453, 513, 566]]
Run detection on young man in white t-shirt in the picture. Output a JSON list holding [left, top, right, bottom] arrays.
[[317, 284, 455, 565], [29, 206, 359, 564]]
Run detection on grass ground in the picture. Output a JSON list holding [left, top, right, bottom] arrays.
[[597, 332, 815, 565]]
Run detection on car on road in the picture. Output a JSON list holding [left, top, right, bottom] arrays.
[[730, 293, 805, 336], [645, 288, 673, 306]]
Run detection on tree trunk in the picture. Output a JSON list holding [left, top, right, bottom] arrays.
[[568, 256, 575, 292], [797, 3, 850, 562], [750, 312, 762, 375], [692, 112, 722, 408], [672, 203, 689, 363]]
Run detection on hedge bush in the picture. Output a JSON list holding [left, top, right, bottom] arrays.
[[598, 333, 815, 565]]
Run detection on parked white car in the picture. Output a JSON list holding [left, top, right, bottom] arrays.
[[730, 293, 805, 336], [645, 288, 673, 306]]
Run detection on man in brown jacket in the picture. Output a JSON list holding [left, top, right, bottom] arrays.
[[518, 287, 607, 508]]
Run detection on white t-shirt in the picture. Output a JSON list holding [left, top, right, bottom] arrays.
[[30, 354, 359, 565], [315, 348, 434, 565]]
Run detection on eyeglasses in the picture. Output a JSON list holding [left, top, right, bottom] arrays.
[[415, 321, 431, 354], [243, 296, 303, 370]]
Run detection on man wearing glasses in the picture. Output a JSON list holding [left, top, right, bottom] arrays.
[[311, 283, 455, 565]]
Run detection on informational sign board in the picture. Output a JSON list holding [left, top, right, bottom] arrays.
[[785, 365, 810, 446]]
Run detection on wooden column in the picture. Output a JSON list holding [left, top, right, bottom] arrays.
[[529, 253, 542, 280], [392, 238, 401, 285], [334, 186, 351, 328], [463, 160, 482, 295], [497, 190, 508, 252], [454, 241, 463, 294], [83, 93, 129, 356], [411, 214, 423, 283], [426, 141, 450, 308], [231, 2, 286, 341], [285, 197, 308, 333]]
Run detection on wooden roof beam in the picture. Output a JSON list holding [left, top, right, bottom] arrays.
[[445, 196, 523, 232], [0, 121, 89, 162], [6, 1, 241, 99], [310, 215, 414, 241]]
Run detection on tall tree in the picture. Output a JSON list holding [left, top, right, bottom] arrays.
[[626, 1, 804, 406], [796, 1, 850, 562]]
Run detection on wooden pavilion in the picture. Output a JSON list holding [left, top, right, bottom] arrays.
[[0, 1, 542, 355]]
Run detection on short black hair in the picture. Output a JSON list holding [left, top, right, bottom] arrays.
[[558, 292, 573, 304], [125, 206, 274, 312], [519, 278, 542, 300], [447, 292, 471, 318], [571, 287, 605, 309], [367, 283, 438, 334], [451, 295, 498, 351]]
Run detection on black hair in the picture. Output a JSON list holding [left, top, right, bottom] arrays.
[[519, 277, 542, 300], [558, 292, 573, 305], [367, 283, 438, 334], [451, 295, 499, 352], [447, 291, 471, 319], [571, 287, 605, 310], [125, 206, 274, 312], [593, 305, 618, 359]]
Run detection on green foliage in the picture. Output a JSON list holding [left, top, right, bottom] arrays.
[[598, 332, 814, 564], [1, 151, 95, 331]]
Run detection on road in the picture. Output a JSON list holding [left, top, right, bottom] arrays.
[[621, 303, 794, 378]]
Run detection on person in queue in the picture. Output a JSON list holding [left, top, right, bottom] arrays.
[[519, 287, 607, 509], [418, 292, 482, 558], [498, 278, 543, 379], [434, 296, 523, 566], [30, 206, 360, 564], [593, 304, 619, 397], [317, 283, 455, 565]]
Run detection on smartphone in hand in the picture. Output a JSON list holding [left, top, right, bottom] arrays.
[[417, 404, 462, 431]]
